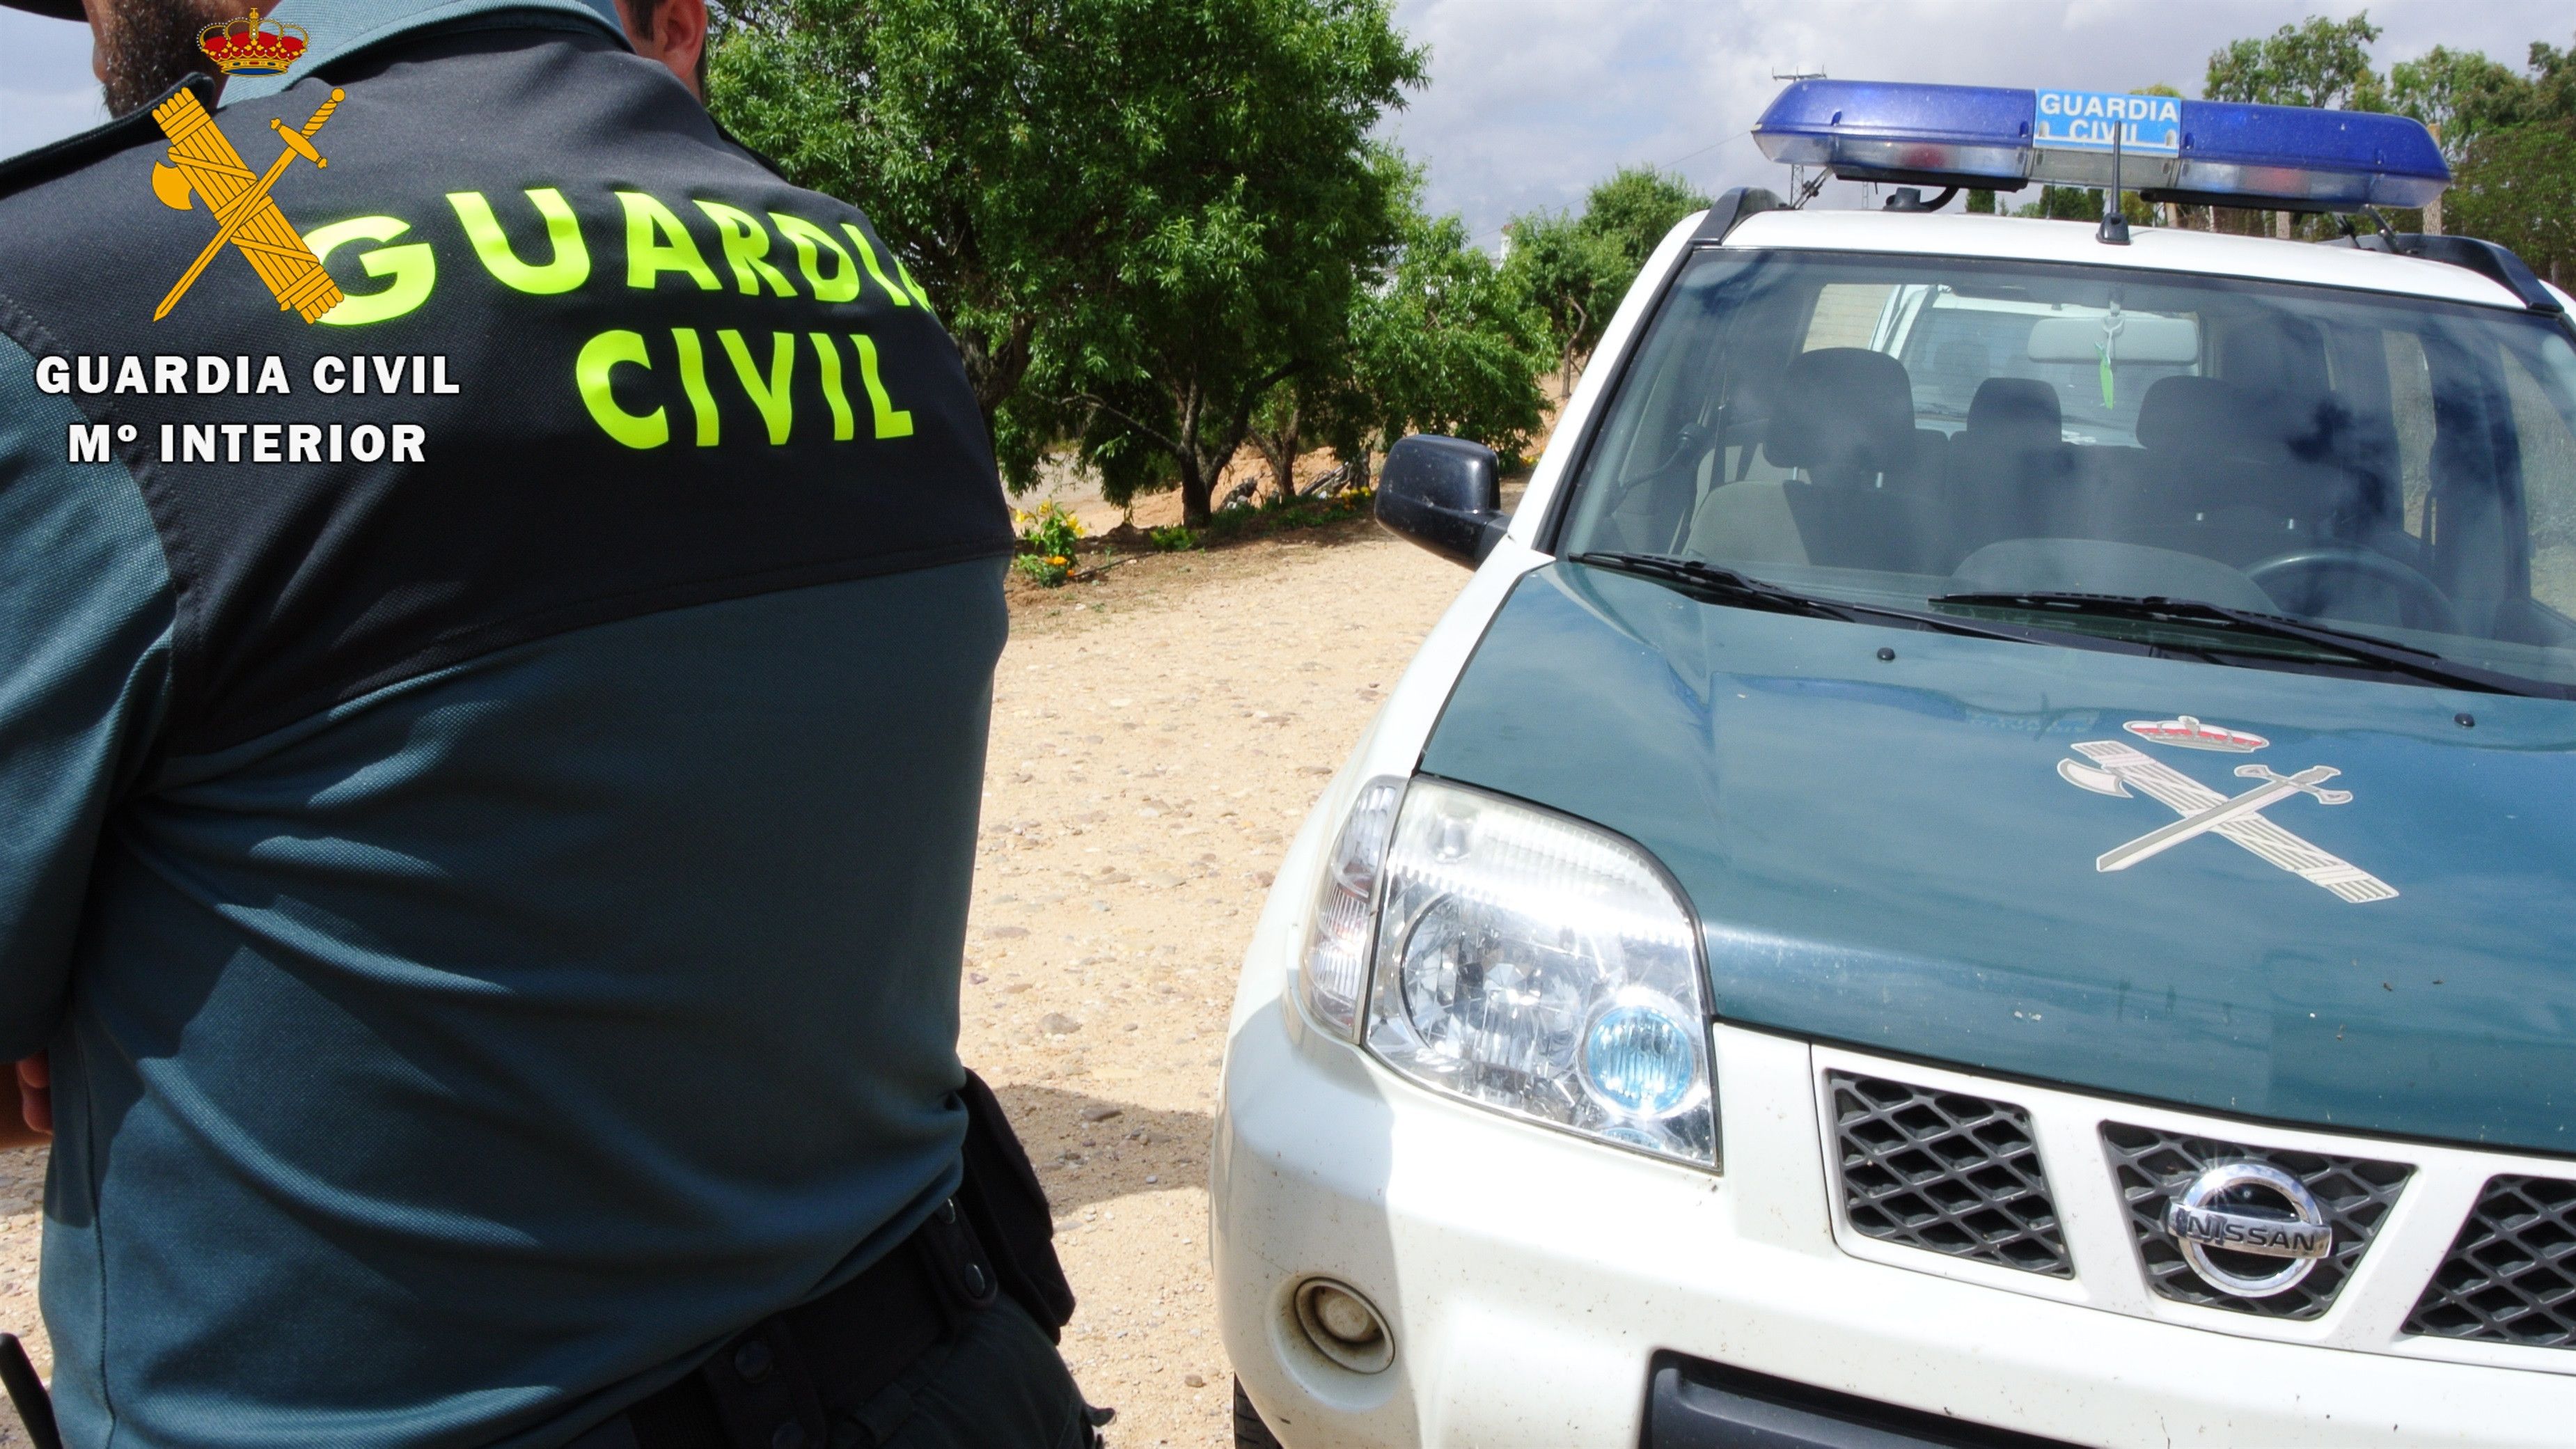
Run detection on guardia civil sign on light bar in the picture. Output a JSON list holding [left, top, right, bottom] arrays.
[[2033, 88, 2180, 156]]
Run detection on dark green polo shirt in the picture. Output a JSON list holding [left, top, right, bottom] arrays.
[[0, 3, 1013, 1440]]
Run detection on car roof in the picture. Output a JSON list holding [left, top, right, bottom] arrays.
[[1720, 208, 2531, 312]]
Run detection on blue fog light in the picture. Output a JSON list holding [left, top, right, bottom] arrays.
[[1582, 1004, 1699, 1118]]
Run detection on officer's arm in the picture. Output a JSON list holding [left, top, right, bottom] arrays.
[[0, 336, 176, 1143]]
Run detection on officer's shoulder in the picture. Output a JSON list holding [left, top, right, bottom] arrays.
[[0, 76, 214, 205], [705, 113, 792, 184]]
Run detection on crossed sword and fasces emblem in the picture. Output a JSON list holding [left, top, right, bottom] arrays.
[[148, 86, 346, 322], [2057, 735, 2398, 903]]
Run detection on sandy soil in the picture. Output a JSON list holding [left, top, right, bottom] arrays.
[[968, 518, 1467, 1446], [0, 518, 1470, 1448]]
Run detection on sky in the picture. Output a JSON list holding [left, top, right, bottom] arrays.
[[4, 0, 2569, 240]]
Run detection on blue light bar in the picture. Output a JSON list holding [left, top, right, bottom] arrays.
[[1752, 79, 2449, 212]]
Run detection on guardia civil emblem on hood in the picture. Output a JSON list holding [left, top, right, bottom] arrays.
[[2057, 719, 2396, 903]]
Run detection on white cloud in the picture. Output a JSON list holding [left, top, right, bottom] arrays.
[[5, 0, 2563, 235]]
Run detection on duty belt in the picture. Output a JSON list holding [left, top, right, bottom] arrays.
[[572, 1197, 1000, 1449]]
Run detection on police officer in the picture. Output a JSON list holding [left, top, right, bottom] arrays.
[[0, 0, 1093, 1442]]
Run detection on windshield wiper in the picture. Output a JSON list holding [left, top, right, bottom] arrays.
[[1574, 552, 1859, 620], [1572, 553, 2033, 643], [1930, 590, 2567, 698]]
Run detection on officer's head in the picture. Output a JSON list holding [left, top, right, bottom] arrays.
[[614, 0, 705, 100], [61, 0, 230, 116], [13, 0, 707, 115]]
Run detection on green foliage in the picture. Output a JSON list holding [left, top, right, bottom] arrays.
[[1011, 501, 1084, 587], [711, 0, 1424, 517], [2447, 119, 2576, 281], [2388, 45, 2530, 161], [709, 0, 1089, 451], [1964, 189, 1997, 214], [1497, 210, 1624, 386], [2189, 16, 2575, 274], [1030, 10, 1424, 528], [1578, 166, 1711, 275], [2206, 12, 2386, 110], [1340, 209, 1550, 457], [1246, 188, 1547, 499], [2013, 186, 2103, 221], [1500, 166, 1708, 389], [1147, 524, 1202, 552]]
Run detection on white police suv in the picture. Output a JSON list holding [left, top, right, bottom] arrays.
[[1212, 80, 2576, 1448]]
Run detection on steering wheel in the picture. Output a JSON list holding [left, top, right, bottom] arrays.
[[2244, 545, 2460, 634]]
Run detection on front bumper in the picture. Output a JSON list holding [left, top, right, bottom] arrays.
[[1212, 1003, 2576, 1448]]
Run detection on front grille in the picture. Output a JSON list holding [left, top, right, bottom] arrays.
[[2103, 1124, 2411, 1319], [2405, 1175, 2576, 1348], [1829, 1072, 2069, 1276]]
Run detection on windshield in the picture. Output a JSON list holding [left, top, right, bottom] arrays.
[[1558, 249, 2576, 690]]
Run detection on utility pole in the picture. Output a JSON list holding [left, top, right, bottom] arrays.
[[2425, 123, 2445, 236]]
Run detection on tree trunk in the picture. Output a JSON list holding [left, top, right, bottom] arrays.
[[2424, 191, 2444, 237], [955, 314, 1035, 442], [1257, 399, 1302, 501], [1557, 299, 1589, 396], [1178, 455, 1213, 528], [1175, 384, 1214, 528], [2273, 210, 2292, 241]]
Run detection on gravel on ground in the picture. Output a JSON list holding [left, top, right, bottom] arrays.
[[0, 517, 1470, 1449]]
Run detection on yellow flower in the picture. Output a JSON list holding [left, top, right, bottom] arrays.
[[1049, 555, 1070, 567]]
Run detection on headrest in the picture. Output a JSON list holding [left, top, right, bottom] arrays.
[[2136, 375, 2259, 456], [1963, 377, 2061, 451], [1764, 347, 1917, 483], [2215, 315, 2328, 400]]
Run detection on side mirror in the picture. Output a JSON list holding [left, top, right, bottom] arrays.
[[1376, 434, 1508, 567]]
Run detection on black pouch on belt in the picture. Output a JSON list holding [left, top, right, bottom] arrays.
[[955, 1070, 1076, 1340]]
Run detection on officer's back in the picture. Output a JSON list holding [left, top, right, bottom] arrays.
[[0, 1, 1053, 1442]]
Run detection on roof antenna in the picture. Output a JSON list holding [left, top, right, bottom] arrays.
[[2098, 118, 2131, 245]]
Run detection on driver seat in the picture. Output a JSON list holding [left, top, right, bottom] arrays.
[[1756, 347, 1945, 572]]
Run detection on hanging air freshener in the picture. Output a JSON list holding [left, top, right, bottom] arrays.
[[2098, 301, 2124, 408]]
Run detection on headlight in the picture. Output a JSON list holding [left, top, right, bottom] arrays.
[[1296, 776, 1405, 1036], [1364, 779, 1715, 1168]]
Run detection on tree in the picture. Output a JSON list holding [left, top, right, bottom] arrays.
[[1246, 203, 1550, 499], [2206, 13, 2386, 111], [711, 0, 1423, 507], [2387, 45, 2529, 151], [711, 0, 1083, 460], [2206, 13, 2387, 239], [2447, 119, 2576, 284], [2386, 45, 2530, 233], [1500, 166, 1708, 395], [1578, 166, 1711, 276], [1041, 24, 1422, 529], [1343, 210, 1550, 460], [1498, 210, 1623, 393]]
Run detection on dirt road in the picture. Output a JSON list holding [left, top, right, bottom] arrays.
[[967, 520, 1466, 1445], [0, 519, 1468, 1446]]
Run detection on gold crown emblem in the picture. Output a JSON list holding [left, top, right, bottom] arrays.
[[196, 8, 310, 76]]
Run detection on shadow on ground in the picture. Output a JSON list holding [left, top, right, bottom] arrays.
[[989, 1081, 1215, 1216]]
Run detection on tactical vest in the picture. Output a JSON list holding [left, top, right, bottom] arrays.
[[0, 26, 1011, 756]]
